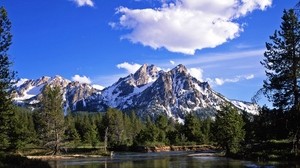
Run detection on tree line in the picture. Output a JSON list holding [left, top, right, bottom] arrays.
[[4, 95, 247, 156], [5, 91, 296, 157]]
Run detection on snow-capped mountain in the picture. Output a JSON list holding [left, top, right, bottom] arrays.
[[13, 75, 99, 110], [13, 76, 71, 104], [101, 64, 160, 108], [13, 64, 259, 121]]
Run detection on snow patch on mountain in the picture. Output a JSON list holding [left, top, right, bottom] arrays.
[[92, 84, 105, 90], [15, 78, 29, 87], [231, 100, 259, 115]]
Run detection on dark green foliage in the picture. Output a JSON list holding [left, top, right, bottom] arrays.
[[102, 108, 126, 146], [213, 104, 245, 155], [166, 122, 187, 145], [262, 9, 300, 111], [136, 117, 159, 145], [201, 117, 213, 144], [35, 86, 65, 155], [128, 111, 143, 145], [64, 113, 80, 146], [73, 112, 100, 147], [0, 6, 16, 151], [9, 107, 37, 150], [253, 107, 289, 141], [85, 118, 99, 148], [183, 113, 203, 143], [260, 9, 300, 155], [155, 114, 168, 143], [241, 110, 255, 144]]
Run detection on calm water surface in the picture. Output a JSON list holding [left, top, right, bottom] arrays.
[[48, 151, 300, 168]]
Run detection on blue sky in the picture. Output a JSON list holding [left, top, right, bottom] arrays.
[[1, 0, 297, 104]]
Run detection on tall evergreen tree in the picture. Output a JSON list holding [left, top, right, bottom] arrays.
[[262, 9, 300, 111], [36, 86, 65, 155], [212, 104, 245, 155], [64, 113, 80, 147], [102, 108, 125, 146], [261, 9, 300, 154], [183, 113, 203, 143], [128, 111, 143, 145], [0, 6, 16, 151], [136, 116, 159, 145], [10, 107, 37, 150]]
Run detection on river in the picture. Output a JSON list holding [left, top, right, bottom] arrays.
[[48, 151, 300, 168]]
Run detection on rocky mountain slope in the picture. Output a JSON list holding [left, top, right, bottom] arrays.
[[13, 64, 258, 121]]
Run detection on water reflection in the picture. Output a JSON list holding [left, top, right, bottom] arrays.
[[48, 151, 300, 168]]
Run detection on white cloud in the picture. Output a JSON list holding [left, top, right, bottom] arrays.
[[71, 0, 94, 7], [72, 75, 92, 84], [188, 68, 204, 81], [214, 78, 225, 85], [208, 74, 255, 86], [170, 60, 175, 65], [155, 48, 264, 69], [117, 62, 142, 74], [245, 74, 255, 80], [112, 0, 272, 55]]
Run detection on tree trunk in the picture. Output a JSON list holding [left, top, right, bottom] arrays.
[[54, 132, 59, 155], [104, 127, 108, 153]]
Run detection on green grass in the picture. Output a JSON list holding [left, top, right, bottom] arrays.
[[240, 139, 300, 161]]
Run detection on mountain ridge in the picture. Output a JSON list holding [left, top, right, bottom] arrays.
[[13, 64, 259, 121]]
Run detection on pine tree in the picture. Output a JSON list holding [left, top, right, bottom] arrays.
[[262, 9, 300, 111], [102, 108, 125, 146], [10, 107, 37, 150], [36, 86, 65, 155], [183, 113, 203, 143], [261, 9, 300, 155], [83, 116, 98, 148], [64, 113, 80, 147], [136, 116, 159, 145], [128, 111, 143, 145], [212, 104, 245, 155], [0, 6, 16, 151]]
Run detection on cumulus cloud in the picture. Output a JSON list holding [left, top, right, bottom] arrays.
[[71, 0, 94, 7], [117, 62, 142, 74], [111, 0, 272, 54], [170, 60, 175, 65], [72, 75, 92, 84], [245, 74, 255, 80], [208, 74, 255, 86], [188, 68, 204, 81]]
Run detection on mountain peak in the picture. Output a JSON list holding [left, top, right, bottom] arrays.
[[171, 64, 188, 75], [52, 75, 63, 79], [133, 64, 159, 86]]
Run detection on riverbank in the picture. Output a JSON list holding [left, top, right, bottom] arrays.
[[26, 154, 103, 160], [112, 144, 218, 153], [153, 144, 217, 152], [17, 145, 220, 161]]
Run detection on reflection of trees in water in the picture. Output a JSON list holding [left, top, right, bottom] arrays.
[[47, 154, 300, 168]]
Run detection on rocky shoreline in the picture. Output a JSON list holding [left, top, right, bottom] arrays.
[[25, 145, 219, 161], [134, 145, 217, 152], [26, 154, 103, 160]]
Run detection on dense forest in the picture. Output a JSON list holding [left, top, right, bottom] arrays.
[[1, 3, 300, 167]]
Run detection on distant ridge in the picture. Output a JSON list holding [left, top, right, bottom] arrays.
[[13, 64, 259, 121]]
